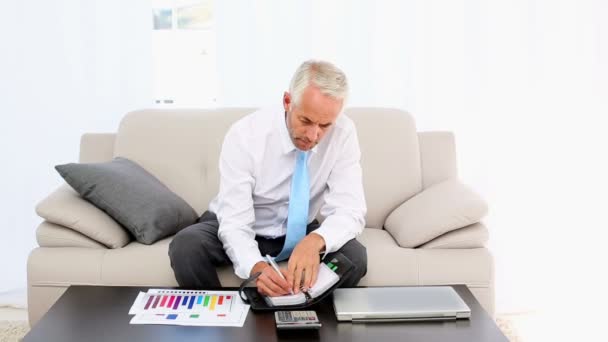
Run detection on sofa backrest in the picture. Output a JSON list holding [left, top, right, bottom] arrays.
[[345, 108, 422, 228], [112, 108, 423, 229]]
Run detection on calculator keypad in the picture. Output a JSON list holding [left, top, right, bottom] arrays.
[[277, 310, 318, 322]]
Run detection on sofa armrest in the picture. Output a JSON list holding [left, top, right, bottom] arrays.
[[35, 184, 131, 248], [419, 222, 489, 249], [384, 179, 488, 248]]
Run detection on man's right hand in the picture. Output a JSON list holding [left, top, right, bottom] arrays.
[[250, 261, 292, 297]]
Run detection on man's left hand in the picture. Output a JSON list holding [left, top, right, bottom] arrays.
[[286, 233, 325, 293]]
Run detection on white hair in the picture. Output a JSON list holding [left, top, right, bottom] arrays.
[[289, 60, 349, 107]]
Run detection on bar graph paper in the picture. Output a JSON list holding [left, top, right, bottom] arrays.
[[129, 289, 249, 327]]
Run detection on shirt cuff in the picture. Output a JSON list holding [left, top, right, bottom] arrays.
[[310, 229, 337, 261], [236, 253, 266, 280]]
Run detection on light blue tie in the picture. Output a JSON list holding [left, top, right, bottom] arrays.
[[274, 150, 310, 261]]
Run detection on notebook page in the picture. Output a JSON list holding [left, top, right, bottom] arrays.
[[264, 292, 306, 306], [307, 263, 339, 298], [265, 263, 339, 306]]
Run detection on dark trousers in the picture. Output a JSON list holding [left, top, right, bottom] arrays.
[[169, 211, 367, 289]]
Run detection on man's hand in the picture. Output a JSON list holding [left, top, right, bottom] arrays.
[[287, 233, 326, 294], [250, 261, 292, 297]]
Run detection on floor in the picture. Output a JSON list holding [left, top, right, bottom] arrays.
[[0, 309, 27, 322], [497, 310, 605, 341], [0, 308, 29, 342]]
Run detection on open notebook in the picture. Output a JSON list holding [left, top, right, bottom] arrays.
[[264, 263, 339, 306]]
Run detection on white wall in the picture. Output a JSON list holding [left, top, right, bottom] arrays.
[[0, 0, 153, 306], [1, 0, 607, 320], [213, 0, 608, 314]]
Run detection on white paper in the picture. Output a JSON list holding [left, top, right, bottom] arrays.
[[307, 263, 339, 297], [264, 292, 306, 306], [128, 289, 249, 327], [128, 291, 147, 315], [265, 263, 339, 306]]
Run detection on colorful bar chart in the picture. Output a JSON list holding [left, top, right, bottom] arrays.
[[131, 290, 234, 315], [129, 289, 249, 327]]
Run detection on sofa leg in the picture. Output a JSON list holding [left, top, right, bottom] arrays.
[[27, 285, 68, 327]]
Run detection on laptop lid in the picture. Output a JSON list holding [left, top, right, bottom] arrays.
[[332, 286, 471, 322]]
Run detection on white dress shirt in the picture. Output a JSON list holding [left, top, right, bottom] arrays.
[[208, 106, 367, 279]]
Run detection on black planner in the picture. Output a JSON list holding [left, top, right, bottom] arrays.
[[238, 252, 355, 311]]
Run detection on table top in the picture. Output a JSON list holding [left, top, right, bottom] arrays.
[[24, 285, 507, 342]]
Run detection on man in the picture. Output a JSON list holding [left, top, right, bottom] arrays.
[[169, 60, 367, 297]]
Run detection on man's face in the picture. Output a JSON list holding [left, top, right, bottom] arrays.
[[283, 85, 343, 151]]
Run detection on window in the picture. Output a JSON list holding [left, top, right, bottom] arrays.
[[151, 0, 217, 107]]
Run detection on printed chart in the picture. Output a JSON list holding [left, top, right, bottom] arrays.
[[128, 289, 250, 327]]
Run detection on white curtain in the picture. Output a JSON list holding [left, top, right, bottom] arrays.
[[0, 0, 153, 307], [2, 0, 606, 318], [214, 0, 608, 315]]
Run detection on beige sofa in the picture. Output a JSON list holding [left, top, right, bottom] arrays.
[[28, 108, 493, 326]]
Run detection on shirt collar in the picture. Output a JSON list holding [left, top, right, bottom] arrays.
[[278, 110, 318, 155]]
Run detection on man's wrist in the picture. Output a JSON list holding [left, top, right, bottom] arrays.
[[250, 261, 269, 277], [309, 232, 326, 252]]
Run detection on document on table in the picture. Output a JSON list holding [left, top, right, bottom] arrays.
[[128, 289, 250, 327]]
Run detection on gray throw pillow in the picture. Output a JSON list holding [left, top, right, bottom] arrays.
[[55, 157, 198, 245]]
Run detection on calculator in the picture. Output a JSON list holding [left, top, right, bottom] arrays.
[[274, 310, 322, 330]]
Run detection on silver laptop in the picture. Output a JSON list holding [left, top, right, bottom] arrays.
[[333, 286, 471, 322]]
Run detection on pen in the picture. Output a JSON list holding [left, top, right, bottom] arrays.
[[265, 254, 294, 295]]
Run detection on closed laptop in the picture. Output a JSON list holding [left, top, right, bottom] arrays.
[[333, 286, 471, 322]]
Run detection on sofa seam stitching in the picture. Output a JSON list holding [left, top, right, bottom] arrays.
[[423, 237, 486, 249]]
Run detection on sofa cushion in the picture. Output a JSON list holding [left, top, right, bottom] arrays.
[[417, 131, 458, 189], [79, 133, 116, 163], [27, 226, 495, 316], [55, 157, 198, 245], [114, 109, 255, 215], [356, 229, 419, 284], [356, 229, 493, 289], [345, 108, 423, 228], [419, 222, 489, 249], [384, 179, 488, 248], [28, 231, 493, 297], [36, 221, 107, 249], [35, 184, 130, 248]]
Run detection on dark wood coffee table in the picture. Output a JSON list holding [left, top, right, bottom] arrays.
[[24, 285, 507, 341]]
